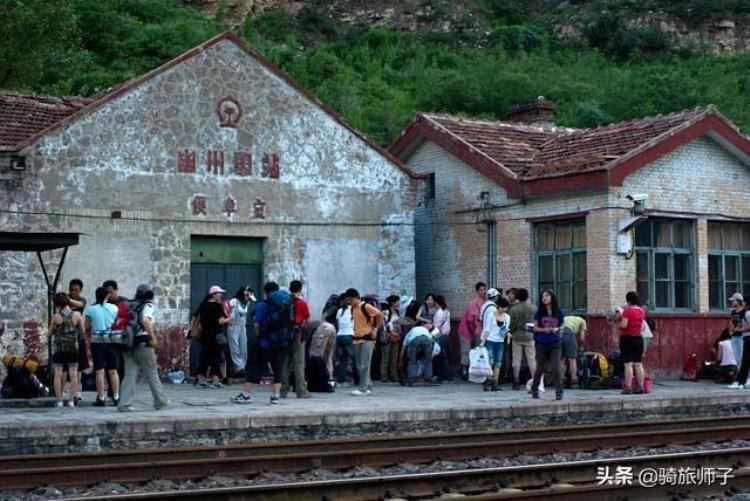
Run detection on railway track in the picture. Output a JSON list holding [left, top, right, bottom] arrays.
[[59, 448, 750, 501], [3, 415, 749, 496]]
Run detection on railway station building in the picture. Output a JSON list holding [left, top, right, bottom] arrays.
[[391, 99, 750, 375], [0, 32, 420, 372]]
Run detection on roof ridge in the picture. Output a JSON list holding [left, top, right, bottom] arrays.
[[551, 106, 714, 140], [422, 112, 569, 133]]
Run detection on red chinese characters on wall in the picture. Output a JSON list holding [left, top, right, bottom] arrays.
[[176, 150, 280, 179], [223, 197, 237, 218], [262, 153, 280, 179], [177, 149, 196, 173], [253, 198, 267, 219], [206, 150, 225, 175], [234, 151, 252, 176], [191, 196, 207, 216], [188, 196, 268, 220]]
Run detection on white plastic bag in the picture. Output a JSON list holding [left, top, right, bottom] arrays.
[[469, 347, 493, 383], [432, 340, 441, 358]]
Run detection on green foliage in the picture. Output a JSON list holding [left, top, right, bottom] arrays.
[[2, 0, 750, 146]]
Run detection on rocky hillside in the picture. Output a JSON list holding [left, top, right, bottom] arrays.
[[188, 0, 750, 54]]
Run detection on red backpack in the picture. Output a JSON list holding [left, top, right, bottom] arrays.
[[112, 301, 130, 331]]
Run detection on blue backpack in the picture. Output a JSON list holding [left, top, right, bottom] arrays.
[[264, 290, 295, 345]]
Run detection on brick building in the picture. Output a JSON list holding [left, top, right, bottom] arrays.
[[391, 99, 750, 375], [0, 32, 420, 372]]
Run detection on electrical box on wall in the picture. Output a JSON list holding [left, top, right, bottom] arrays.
[[616, 232, 632, 254]]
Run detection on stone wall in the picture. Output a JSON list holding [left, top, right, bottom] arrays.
[[0, 37, 418, 371]]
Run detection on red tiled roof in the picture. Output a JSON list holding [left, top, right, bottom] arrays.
[[423, 114, 558, 177], [527, 107, 710, 179], [0, 93, 94, 151]]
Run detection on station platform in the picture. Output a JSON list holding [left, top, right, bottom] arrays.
[[1, 379, 749, 454]]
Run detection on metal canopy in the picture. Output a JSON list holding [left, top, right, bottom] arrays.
[[0, 232, 80, 252], [0, 232, 81, 379]]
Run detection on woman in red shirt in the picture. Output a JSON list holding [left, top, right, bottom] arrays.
[[618, 291, 646, 394]]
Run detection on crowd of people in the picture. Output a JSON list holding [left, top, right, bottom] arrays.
[[42, 275, 750, 409]]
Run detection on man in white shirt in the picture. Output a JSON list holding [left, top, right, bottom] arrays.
[[400, 325, 435, 385]]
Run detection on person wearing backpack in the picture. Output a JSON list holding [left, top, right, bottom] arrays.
[[231, 282, 290, 405], [117, 284, 168, 411], [531, 289, 565, 400], [347, 288, 383, 396], [49, 292, 83, 408], [85, 287, 119, 406], [280, 280, 313, 399]]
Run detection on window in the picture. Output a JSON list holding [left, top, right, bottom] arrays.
[[535, 219, 586, 312], [426, 173, 436, 200], [708, 221, 750, 310], [635, 218, 694, 310]]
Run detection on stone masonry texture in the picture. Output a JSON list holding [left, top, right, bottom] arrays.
[[0, 38, 418, 373]]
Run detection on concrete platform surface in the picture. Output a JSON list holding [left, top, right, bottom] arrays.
[[1, 380, 748, 454]]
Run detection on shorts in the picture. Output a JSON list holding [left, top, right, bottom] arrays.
[[620, 335, 644, 364], [485, 340, 505, 369], [51, 351, 78, 367], [92, 343, 119, 371], [511, 339, 535, 368], [560, 328, 578, 359]]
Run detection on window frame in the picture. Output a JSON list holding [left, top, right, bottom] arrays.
[[707, 221, 750, 311], [635, 218, 695, 312], [534, 219, 587, 314]]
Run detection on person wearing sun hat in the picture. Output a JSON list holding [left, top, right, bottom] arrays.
[[195, 285, 232, 389]]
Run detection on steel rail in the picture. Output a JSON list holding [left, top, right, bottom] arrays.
[[56, 448, 750, 501], [2, 418, 750, 489], [2, 413, 746, 469]]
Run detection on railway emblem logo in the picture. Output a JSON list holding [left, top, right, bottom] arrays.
[[216, 97, 242, 128]]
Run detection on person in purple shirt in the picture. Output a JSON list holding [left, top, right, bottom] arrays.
[[531, 289, 565, 400]]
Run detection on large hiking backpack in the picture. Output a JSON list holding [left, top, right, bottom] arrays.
[[265, 290, 295, 345], [126, 300, 149, 347], [581, 351, 611, 389], [52, 312, 79, 359]]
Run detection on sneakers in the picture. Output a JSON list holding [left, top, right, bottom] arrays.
[[67, 400, 75, 408], [117, 406, 134, 412], [555, 392, 563, 401], [212, 382, 224, 389], [55, 400, 64, 408], [531, 391, 540, 399], [727, 382, 744, 389], [231, 392, 253, 404], [621, 388, 633, 395], [94, 397, 107, 407], [270, 395, 280, 405], [74, 392, 83, 403], [198, 381, 211, 389], [298, 391, 313, 399], [633, 388, 645, 394], [350, 389, 371, 396]]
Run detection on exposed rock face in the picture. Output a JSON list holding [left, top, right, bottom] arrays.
[[186, 0, 750, 55]]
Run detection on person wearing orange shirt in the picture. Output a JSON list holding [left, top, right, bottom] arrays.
[[345, 288, 384, 396]]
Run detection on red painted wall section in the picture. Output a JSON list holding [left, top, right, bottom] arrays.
[[156, 326, 188, 373], [585, 314, 729, 378]]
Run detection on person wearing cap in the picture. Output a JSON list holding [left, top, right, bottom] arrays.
[[195, 285, 232, 389], [728, 293, 750, 389], [478, 288, 502, 391], [117, 284, 169, 411], [729, 293, 747, 376]]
